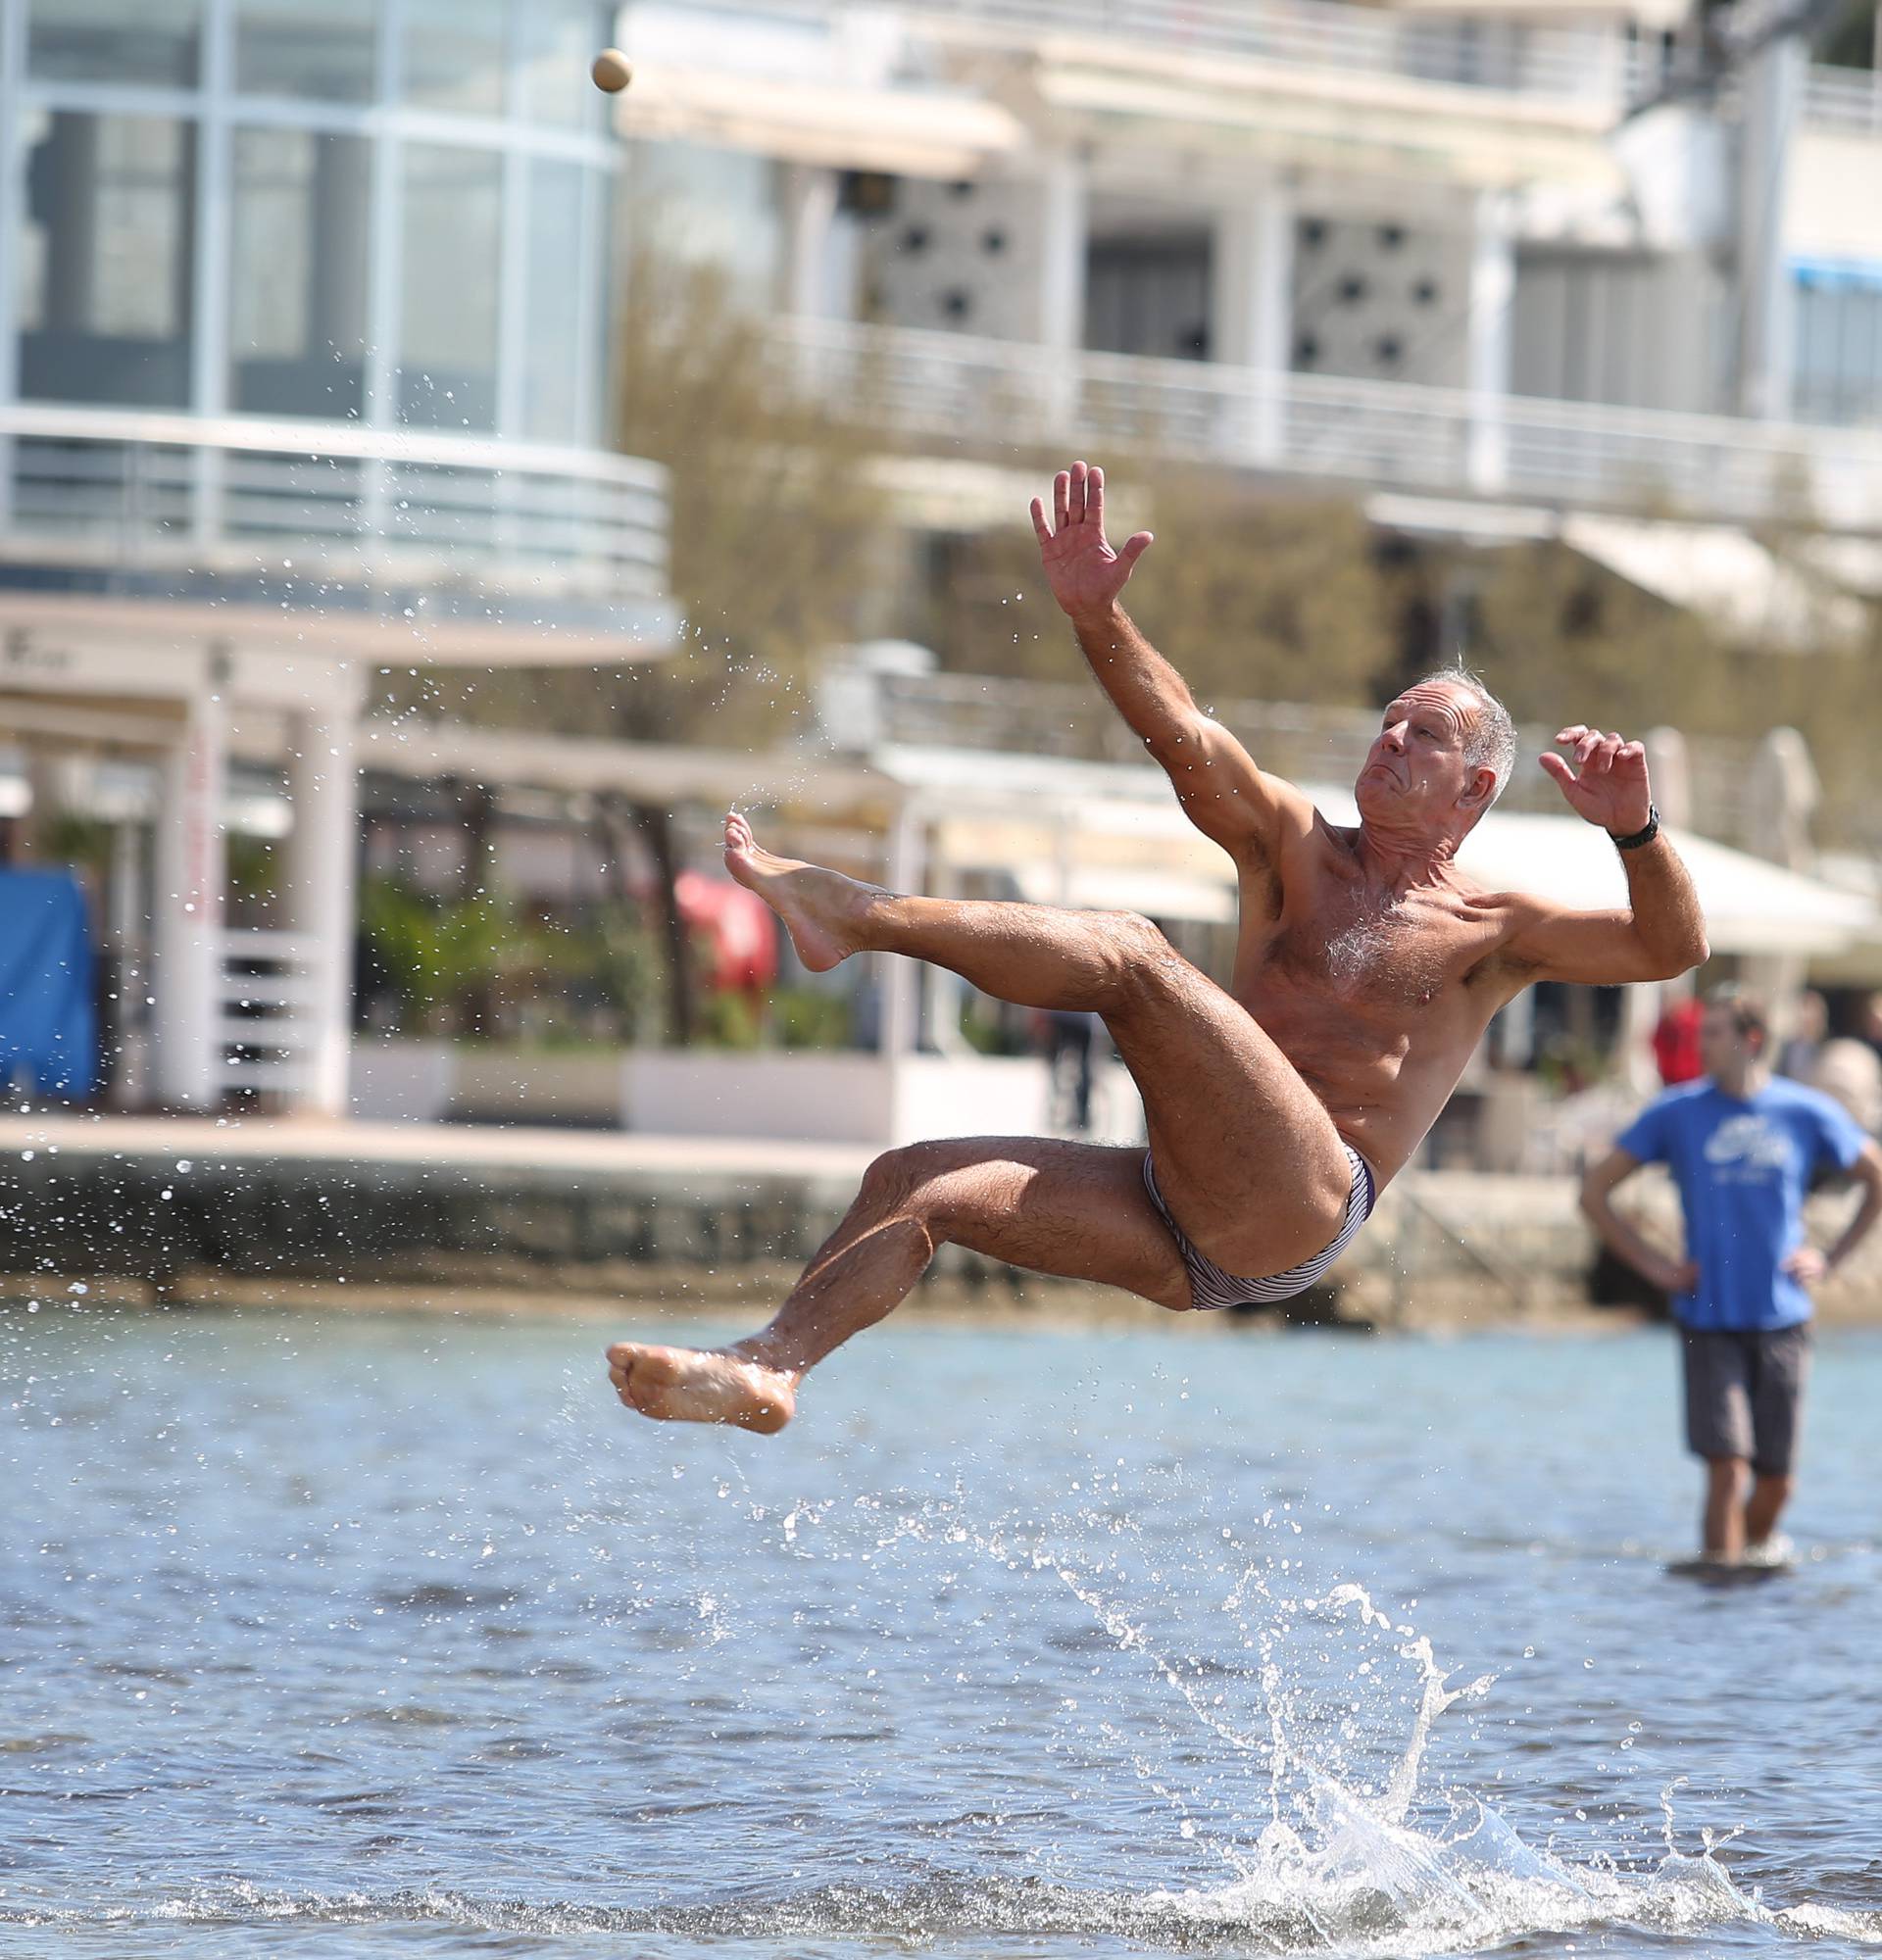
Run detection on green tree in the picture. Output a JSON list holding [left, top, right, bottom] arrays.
[[917, 466, 1399, 709]]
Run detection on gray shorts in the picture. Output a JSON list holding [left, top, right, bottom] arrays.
[[1680, 1323, 1812, 1477]]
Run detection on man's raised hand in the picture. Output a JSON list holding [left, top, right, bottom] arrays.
[[1539, 726, 1655, 836], [1029, 462, 1154, 626]]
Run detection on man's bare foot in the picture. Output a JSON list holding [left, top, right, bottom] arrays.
[[721, 810, 879, 974], [606, 1341, 798, 1434]]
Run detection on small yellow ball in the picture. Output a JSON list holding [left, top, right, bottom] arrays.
[[591, 48, 633, 93]]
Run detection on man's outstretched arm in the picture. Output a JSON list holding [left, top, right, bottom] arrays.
[[1029, 462, 1311, 862], [1580, 1148, 1699, 1295], [1498, 726, 1709, 985]]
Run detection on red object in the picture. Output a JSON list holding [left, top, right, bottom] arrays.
[[673, 872, 778, 991], [1652, 996, 1705, 1085]]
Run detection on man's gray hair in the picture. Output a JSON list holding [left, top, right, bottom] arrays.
[[1412, 666, 1516, 808]]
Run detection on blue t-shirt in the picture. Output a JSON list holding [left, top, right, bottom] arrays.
[[1615, 1077, 1868, 1331]]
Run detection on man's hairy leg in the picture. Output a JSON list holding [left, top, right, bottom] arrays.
[[724, 813, 1353, 1275], [607, 1139, 1187, 1431]]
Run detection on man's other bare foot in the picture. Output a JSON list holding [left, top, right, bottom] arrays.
[[721, 810, 878, 974], [606, 1341, 797, 1434]]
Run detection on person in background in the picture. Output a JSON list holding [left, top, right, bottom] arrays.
[[1581, 987, 1882, 1566], [1651, 993, 1705, 1086], [1038, 1007, 1099, 1134], [1859, 992, 1882, 1066], [1776, 990, 1827, 1085]]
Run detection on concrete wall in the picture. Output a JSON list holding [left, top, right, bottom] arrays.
[[346, 1041, 1143, 1148]]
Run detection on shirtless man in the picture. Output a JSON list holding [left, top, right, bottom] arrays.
[[607, 461, 1709, 1432]]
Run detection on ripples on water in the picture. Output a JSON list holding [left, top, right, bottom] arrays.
[[4, 1307, 1882, 1957]]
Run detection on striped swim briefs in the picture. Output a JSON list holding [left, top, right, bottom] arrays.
[[1142, 1145, 1377, 1310]]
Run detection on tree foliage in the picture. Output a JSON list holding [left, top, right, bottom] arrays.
[[917, 467, 1401, 710]]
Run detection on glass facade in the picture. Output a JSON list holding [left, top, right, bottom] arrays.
[[1794, 262, 1882, 428], [523, 158, 588, 443], [235, 0, 377, 105], [28, 0, 201, 87], [399, 144, 503, 429], [404, 0, 505, 116], [230, 129, 371, 418], [3, 0, 616, 443], [19, 111, 197, 409]]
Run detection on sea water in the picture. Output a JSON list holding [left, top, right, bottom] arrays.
[[4, 1306, 1882, 1956]]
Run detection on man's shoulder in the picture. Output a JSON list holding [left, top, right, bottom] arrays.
[[1646, 1080, 1717, 1118], [1757, 1075, 1862, 1132]]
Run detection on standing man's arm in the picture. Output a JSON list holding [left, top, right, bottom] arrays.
[[1029, 462, 1312, 862], [1496, 726, 1709, 985], [1786, 1138, 1882, 1285], [1580, 1148, 1699, 1295]]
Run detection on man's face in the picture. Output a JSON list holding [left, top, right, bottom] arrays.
[[1354, 681, 1492, 830], [1700, 1004, 1760, 1078]]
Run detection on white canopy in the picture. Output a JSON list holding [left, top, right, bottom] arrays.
[[881, 747, 1877, 956]]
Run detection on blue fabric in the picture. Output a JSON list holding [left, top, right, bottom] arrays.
[[0, 869, 97, 1099], [1616, 1077, 1868, 1331]]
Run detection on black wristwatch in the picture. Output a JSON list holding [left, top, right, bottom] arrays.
[[1610, 804, 1659, 851]]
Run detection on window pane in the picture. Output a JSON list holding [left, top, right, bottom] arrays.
[[19, 111, 195, 409], [522, 160, 586, 442], [400, 144, 501, 429], [29, 0, 200, 86], [626, 140, 781, 309], [235, 0, 376, 102], [520, 0, 605, 127], [405, 0, 505, 115], [230, 128, 370, 418]]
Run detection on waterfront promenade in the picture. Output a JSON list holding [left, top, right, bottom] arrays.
[[3, 1109, 1878, 1329]]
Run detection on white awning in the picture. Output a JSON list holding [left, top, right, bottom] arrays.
[[1308, 786, 1876, 956], [618, 67, 1026, 177], [1560, 514, 1868, 649]]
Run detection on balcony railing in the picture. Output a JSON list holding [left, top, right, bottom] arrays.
[[0, 405, 670, 608], [865, 669, 1761, 836], [1804, 63, 1882, 134], [776, 318, 1882, 532], [641, 0, 1877, 131], [906, 0, 1642, 105]]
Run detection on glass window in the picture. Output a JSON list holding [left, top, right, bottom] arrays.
[[626, 141, 782, 309], [235, 0, 376, 103], [405, 0, 505, 116], [399, 144, 502, 430], [230, 129, 370, 419], [522, 159, 587, 443], [520, 0, 605, 127], [28, 0, 200, 86], [1792, 268, 1882, 427], [18, 111, 196, 409]]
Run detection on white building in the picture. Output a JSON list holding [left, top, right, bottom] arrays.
[[0, 0, 676, 1113], [614, 0, 1882, 540]]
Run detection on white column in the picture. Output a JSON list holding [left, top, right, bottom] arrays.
[[783, 164, 840, 319], [1035, 158, 1087, 436], [152, 688, 227, 1110], [284, 702, 361, 1117], [1465, 192, 1514, 494], [1213, 184, 1294, 467], [1736, 35, 1804, 421], [878, 802, 923, 1063]]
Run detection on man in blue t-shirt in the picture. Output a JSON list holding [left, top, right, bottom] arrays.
[[1582, 987, 1882, 1565]]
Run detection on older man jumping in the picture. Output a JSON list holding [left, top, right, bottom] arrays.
[[607, 462, 1709, 1432]]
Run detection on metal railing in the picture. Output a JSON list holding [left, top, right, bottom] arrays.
[[0, 404, 670, 604], [689, 0, 1649, 106], [905, 0, 1642, 105], [867, 669, 1760, 834], [1804, 62, 1882, 134], [776, 317, 1882, 531], [219, 929, 321, 1100]]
